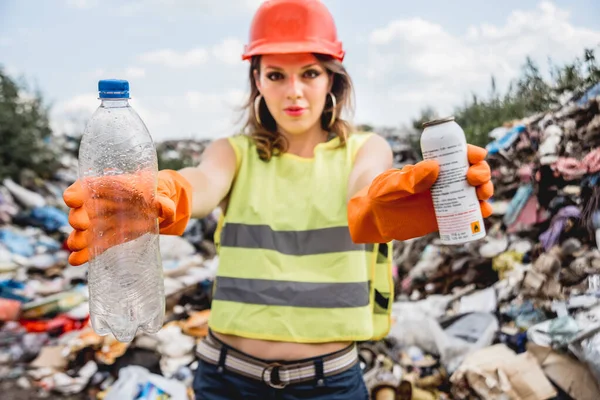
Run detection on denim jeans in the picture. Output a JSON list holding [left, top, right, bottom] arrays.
[[192, 354, 369, 400]]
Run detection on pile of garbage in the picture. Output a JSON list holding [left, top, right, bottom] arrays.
[[379, 127, 420, 169], [360, 86, 600, 399], [156, 139, 211, 169]]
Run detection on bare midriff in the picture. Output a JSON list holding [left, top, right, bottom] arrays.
[[212, 331, 352, 361]]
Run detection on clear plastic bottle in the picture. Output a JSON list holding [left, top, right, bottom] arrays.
[[78, 79, 164, 342]]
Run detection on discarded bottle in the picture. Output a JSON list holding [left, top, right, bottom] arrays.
[[78, 79, 164, 342], [420, 116, 486, 245]]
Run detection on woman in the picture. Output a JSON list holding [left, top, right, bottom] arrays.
[[63, 0, 494, 398]]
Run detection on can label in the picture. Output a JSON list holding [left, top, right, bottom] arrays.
[[422, 143, 486, 244]]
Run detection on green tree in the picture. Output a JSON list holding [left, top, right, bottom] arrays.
[[405, 107, 439, 158], [515, 56, 556, 113], [0, 67, 60, 180], [551, 59, 586, 97], [453, 47, 600, 147], [411, 106, 438, 131], [548, 47, 600, 102], [355, 123, 374, 132], [583, 47, 600, 86]]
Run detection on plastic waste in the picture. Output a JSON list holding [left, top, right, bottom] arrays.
[[104, 365, 188, 400], [2, 178, 46, 209], [0, 228, 35, 257], [78, 79, 164, 342], [30, 206, 69, 232]]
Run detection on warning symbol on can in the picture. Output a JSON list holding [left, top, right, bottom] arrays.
[[470, 221, 481, 234]]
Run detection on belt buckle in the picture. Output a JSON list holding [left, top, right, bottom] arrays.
[[262, 362, 287, 389]]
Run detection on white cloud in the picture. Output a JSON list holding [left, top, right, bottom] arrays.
[[138, 38, 245, 69], [362, 1, 600, 125], [65, 0, 99, 9], [3, 65, 21, 77], [125, 67, 146, 79], [50, 93, 171, 139], [244, 0, 268, 11], [185, 92, 216, 110], [134, 89, 248, 140], [86, 68, 107, 81], [117, 0, 266, 16], [211, 38, 244, 65], [50, 93, 99, 136], [130, 99, 172, 133], [185, 89, 246, 111], [0, 36, 13, 47], [87, 67, 144, 81], [116, 1, 146, 17], [139, 48, 209, 68], [53, 93, 99, 116]]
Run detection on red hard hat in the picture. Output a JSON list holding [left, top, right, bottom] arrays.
[[242, 0, 345, 61]]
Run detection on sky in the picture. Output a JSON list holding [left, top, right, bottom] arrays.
[[1, 0, 600, 142]]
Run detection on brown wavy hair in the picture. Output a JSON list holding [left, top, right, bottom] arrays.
[[241, 54, 355, 161]]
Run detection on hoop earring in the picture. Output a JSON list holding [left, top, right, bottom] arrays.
[[254, 94, 263, 126], [327, 92, 337, 128]]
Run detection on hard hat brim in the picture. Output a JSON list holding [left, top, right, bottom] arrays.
[[242, 40, 345, 62]]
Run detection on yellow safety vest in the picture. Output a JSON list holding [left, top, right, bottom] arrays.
[[209, 132, 393, 343]]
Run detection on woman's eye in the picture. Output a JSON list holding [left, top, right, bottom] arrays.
[[304, 69, 321, 78], [266, 72, 283, 81]]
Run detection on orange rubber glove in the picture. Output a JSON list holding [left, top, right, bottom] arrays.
[[63, 169, 193, 266], [348, 144, 494, 243]]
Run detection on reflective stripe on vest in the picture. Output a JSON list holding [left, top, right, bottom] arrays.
[[213, 277, 369, 308], [220, 223, 367, 255], [370, 242, 393, 340], [208, 133, 392, 343]]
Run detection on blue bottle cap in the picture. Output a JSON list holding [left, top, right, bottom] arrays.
[[98, 79, 130, 99]]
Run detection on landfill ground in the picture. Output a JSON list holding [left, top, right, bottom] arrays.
[[1, 87, 600, 399], [1, 380, 86, 400]]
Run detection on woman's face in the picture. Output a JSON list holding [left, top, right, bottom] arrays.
[[255, 53, 331, 136]]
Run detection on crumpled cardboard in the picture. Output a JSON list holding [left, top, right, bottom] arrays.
[[450, 344, 556, 400], [30, 346, 68, 370], [527, 343, 600, 400]]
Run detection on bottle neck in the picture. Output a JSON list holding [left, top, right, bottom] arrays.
[[101, 98, 129, 108]]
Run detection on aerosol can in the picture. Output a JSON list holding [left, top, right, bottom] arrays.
[[420, 116, 486, 245]]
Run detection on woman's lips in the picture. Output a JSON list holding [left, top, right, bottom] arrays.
[[284, 106, 305, 117]]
